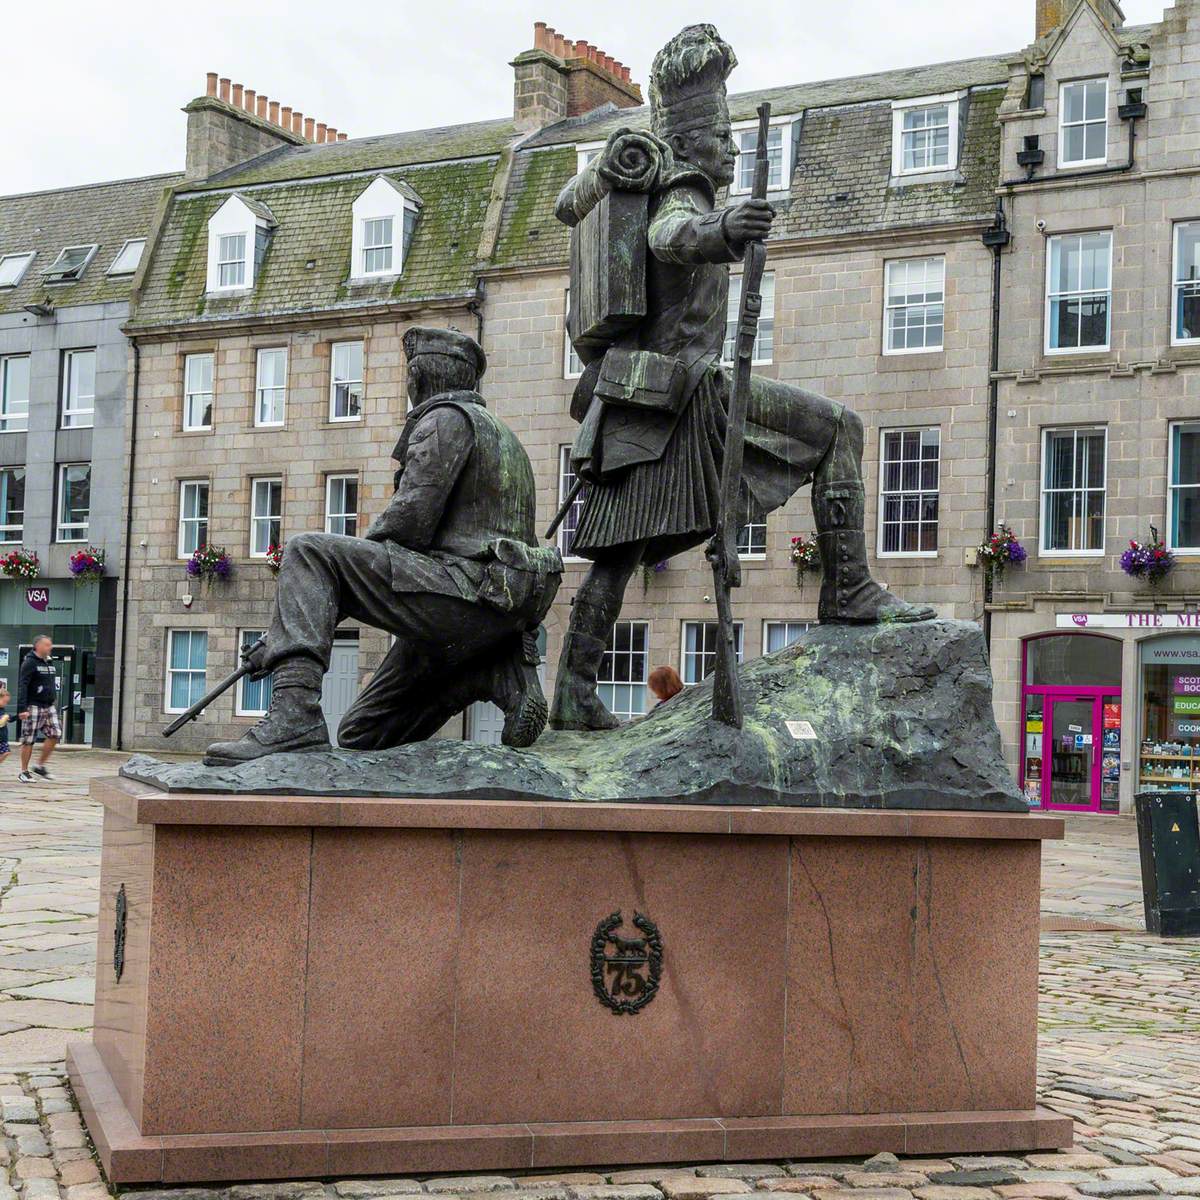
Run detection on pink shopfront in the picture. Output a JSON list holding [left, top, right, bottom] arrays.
[[1020, 613, 1200, 814]]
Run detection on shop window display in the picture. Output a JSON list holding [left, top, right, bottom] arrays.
[[1139, 635, 1200, 793]]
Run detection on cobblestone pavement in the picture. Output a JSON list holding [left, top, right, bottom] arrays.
[[0, 753, 1195, 1200]]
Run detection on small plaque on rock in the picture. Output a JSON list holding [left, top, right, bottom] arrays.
[[786, 720, 817, 740]]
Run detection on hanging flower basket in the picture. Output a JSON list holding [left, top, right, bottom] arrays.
[[68, 546, 106, 585], [978, 524, 1027, 582], [186, 544, 232, 586], [790, 534, 821, 588], [1121, 527, 1175, 588], [265, 543, 284, 575], [0, 548, 40, 582], [640, 559, 669, 591]]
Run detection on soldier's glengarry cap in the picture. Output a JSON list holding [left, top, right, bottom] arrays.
[[649, 24, 737, 136], [402, 326, 486, 377]]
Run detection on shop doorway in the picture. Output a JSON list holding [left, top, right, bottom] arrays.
[[1021, 634, 1122, 814], [17, 643, 91, 745]]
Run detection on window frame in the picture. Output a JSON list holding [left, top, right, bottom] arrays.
[[564, 288, 583, 379], [763, 620, 812, 655], [215, 232, 247, 290], [680, 620, 744, 686], [360, 215, 395, 278], [891, 93, 960, 177], [0, 252, 35, 288], [164, 629, 208, 716], [1172, 221, 1200, 347], [329, 340, 365, 422], [1039, 425, 1108, 557], [325, 473, 359, 537], [60, 348, 96, 430], [723, 271, 776, 366], [1044, 231, 1113, 356], [729, 117, 792, 196], [877, 426, 941, 558], [597, 619, 651, 722], [177, 479, 210, 560], [1167, 420, 1200, 552], [55, 462, 91, 543], [0, 354, 30, 433], [254, 346, 288, 428], [1058, 78, 1108, 169], [249, 476, 283, 558], [183, 352, 214, 431], [43, 244, 98, 283], [883, 255, 946, 356], [576, 143, 604, 174], [737, 523, 767, 559], [236, 628, 274, 717], [0, 467, 25, 544], [106, 238, 146, 276], [557, 445, 588, 562]]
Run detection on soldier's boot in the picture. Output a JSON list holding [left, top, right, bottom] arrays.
[[549, 594, 621, 731], [814, 482, 936, 625], [481, 631, 549, 749], [204, 656, 331, 766]]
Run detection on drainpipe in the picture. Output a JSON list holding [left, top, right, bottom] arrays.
[[115, 339, 140, 750], [981, 201, 1011, 650]]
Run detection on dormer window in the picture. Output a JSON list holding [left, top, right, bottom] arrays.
[[350, 176, 420, 282], [1059, 79, 1107, 167], [205, 195, 275, 293], [107, 238, 146, 275], [731, 119, 790, 195], [891, 94, 960, 177], [0, 253, 35, 288], [44, 245, 97, 283], [576, 143, 604, 174]]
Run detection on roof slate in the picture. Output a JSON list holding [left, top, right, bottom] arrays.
[[131, 160, 496, 329], [0, 173, 181, 315]]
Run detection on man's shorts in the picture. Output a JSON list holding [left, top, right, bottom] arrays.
[[21, 705, 61, 745]]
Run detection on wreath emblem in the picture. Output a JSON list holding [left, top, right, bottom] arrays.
[[590, 910, 663, 1015], [114, 884, 127, 983]]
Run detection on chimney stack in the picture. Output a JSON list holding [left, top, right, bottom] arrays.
[[511, 22, 641, 133], [1036, 0, 1125, 38], [184, 73, 350, 179]]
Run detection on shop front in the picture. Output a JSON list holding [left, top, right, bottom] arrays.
[[1136, 633, 1200, 796], [1021, 632, 1123, 813], [0, 580, 102, 745]]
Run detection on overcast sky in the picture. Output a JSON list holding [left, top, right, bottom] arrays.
[[4, 0, 1170, 196]]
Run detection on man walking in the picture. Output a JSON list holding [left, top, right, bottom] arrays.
[[17, 635, 61, 783]]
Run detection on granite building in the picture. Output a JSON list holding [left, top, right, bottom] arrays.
[[0, 173, 178, 746]]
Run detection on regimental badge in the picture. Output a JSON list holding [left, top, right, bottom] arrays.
[[590, 910, 663, 1015], [113, 884, 127, 983]]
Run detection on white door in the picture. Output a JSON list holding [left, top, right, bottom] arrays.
[[467, 634, 548, 744], [321, 640, 360, 748]]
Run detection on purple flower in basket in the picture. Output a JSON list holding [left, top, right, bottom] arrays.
[[1008, 540, 1028, 565], [1121, 528, 1175, 586], [213, 555, 232, 579]]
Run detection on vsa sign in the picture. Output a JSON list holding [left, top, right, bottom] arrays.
[[25, 587, 50, 613]]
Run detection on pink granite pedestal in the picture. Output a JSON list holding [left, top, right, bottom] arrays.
[[70, 778, 1071, 1184]]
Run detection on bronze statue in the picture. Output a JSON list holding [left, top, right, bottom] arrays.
[[549, 23, 933, 733], [203, 327, 562, 765]]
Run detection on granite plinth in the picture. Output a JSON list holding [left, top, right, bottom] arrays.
[[123, 619, 1025, 811], [74, 777, 1069, 1184]]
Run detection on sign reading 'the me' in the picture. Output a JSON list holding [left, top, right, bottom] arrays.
[[1058, 612, 1200, 629]]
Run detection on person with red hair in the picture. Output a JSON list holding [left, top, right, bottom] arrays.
[[648, 665, 684, 706]]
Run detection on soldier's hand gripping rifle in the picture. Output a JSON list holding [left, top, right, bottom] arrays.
[[161, 637, 266, 737], [707, 102, 772, 729]]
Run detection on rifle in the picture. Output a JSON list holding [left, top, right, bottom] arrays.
[[161, 637, 266, 738], [707, 102, 772, 729]]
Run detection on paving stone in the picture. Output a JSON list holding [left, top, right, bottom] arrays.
[[914, 1188, 997, 1200], [697, 1169, 787, 1182], [0, 1098, 36, 1122], [23, 1182, 59, 1200], [1159, 1185, 1200, 1197], [608, 1175, 694, 1187], [931, 1175, 1022, 1189], [786, 1170, 862, 1183], [228, 1185, 326, 1200], [843, 1176, 930, 1190], [55, 1161, 100, 1187], [513, 1177, 607, 1187], [863, 1161, 902, 1174], [763, 1181, 840, 1193], [1013, 1174, 1095, 1184], [63, 1186, 108, 1200], [950, 1166, 1028, 1175], [40, 1100, 71, 1115], [1078, 1185, 1161, 1198], [1145, 1157, 1200, 1178], [1025, 1159, 1112, 1173], [116, 1190, 223, 1200], [660, 1182, 752, 1199], [570, 1189, 663, 1200], [0, 1188, 19, 1200], [424, 1182, 515, 1195], [16, 1159, 58, 1181], [811, 1191, 915, 1200], [333, 1188, 424, 1198], [994, 1185, 1082, 1199], [1098, 1172, 1176, 1184], [15, 1132, 50, 1156], [1055, 1083, 1138, 1103]]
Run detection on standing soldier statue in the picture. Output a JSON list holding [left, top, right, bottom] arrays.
[[549, 23, 933, 733]]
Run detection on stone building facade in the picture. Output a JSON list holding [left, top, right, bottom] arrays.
[[988, 0, 1200, 814], [0, 172, 178, 747]]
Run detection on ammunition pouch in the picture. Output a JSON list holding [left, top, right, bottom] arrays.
[[593, 347, 688, 417], [478, 538, 563, 625]]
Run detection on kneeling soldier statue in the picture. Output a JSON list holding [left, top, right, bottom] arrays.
[[205, 327, 562, 766]]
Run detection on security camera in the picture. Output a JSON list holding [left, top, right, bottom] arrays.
[[1036, 219, 1047, 233]]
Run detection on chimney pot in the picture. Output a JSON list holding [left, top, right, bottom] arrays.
[[304, 116, 315, 139], [316, 121, 327, 140], [534, 21, 548, 51], [231, 82, 244, 107], [281, 105, 292, 126], [292, 111, 304, 133], [206, 72, 218, 96], [218, 77, 231, 101], [326, 126, 337, 142], [256, 94, 268, 118], [269, 100, 280, 123], [575, 39, 588, 58], [337, 132, 348, 141], [604, 54, 615, 73], [244, 88, 256, 112]]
